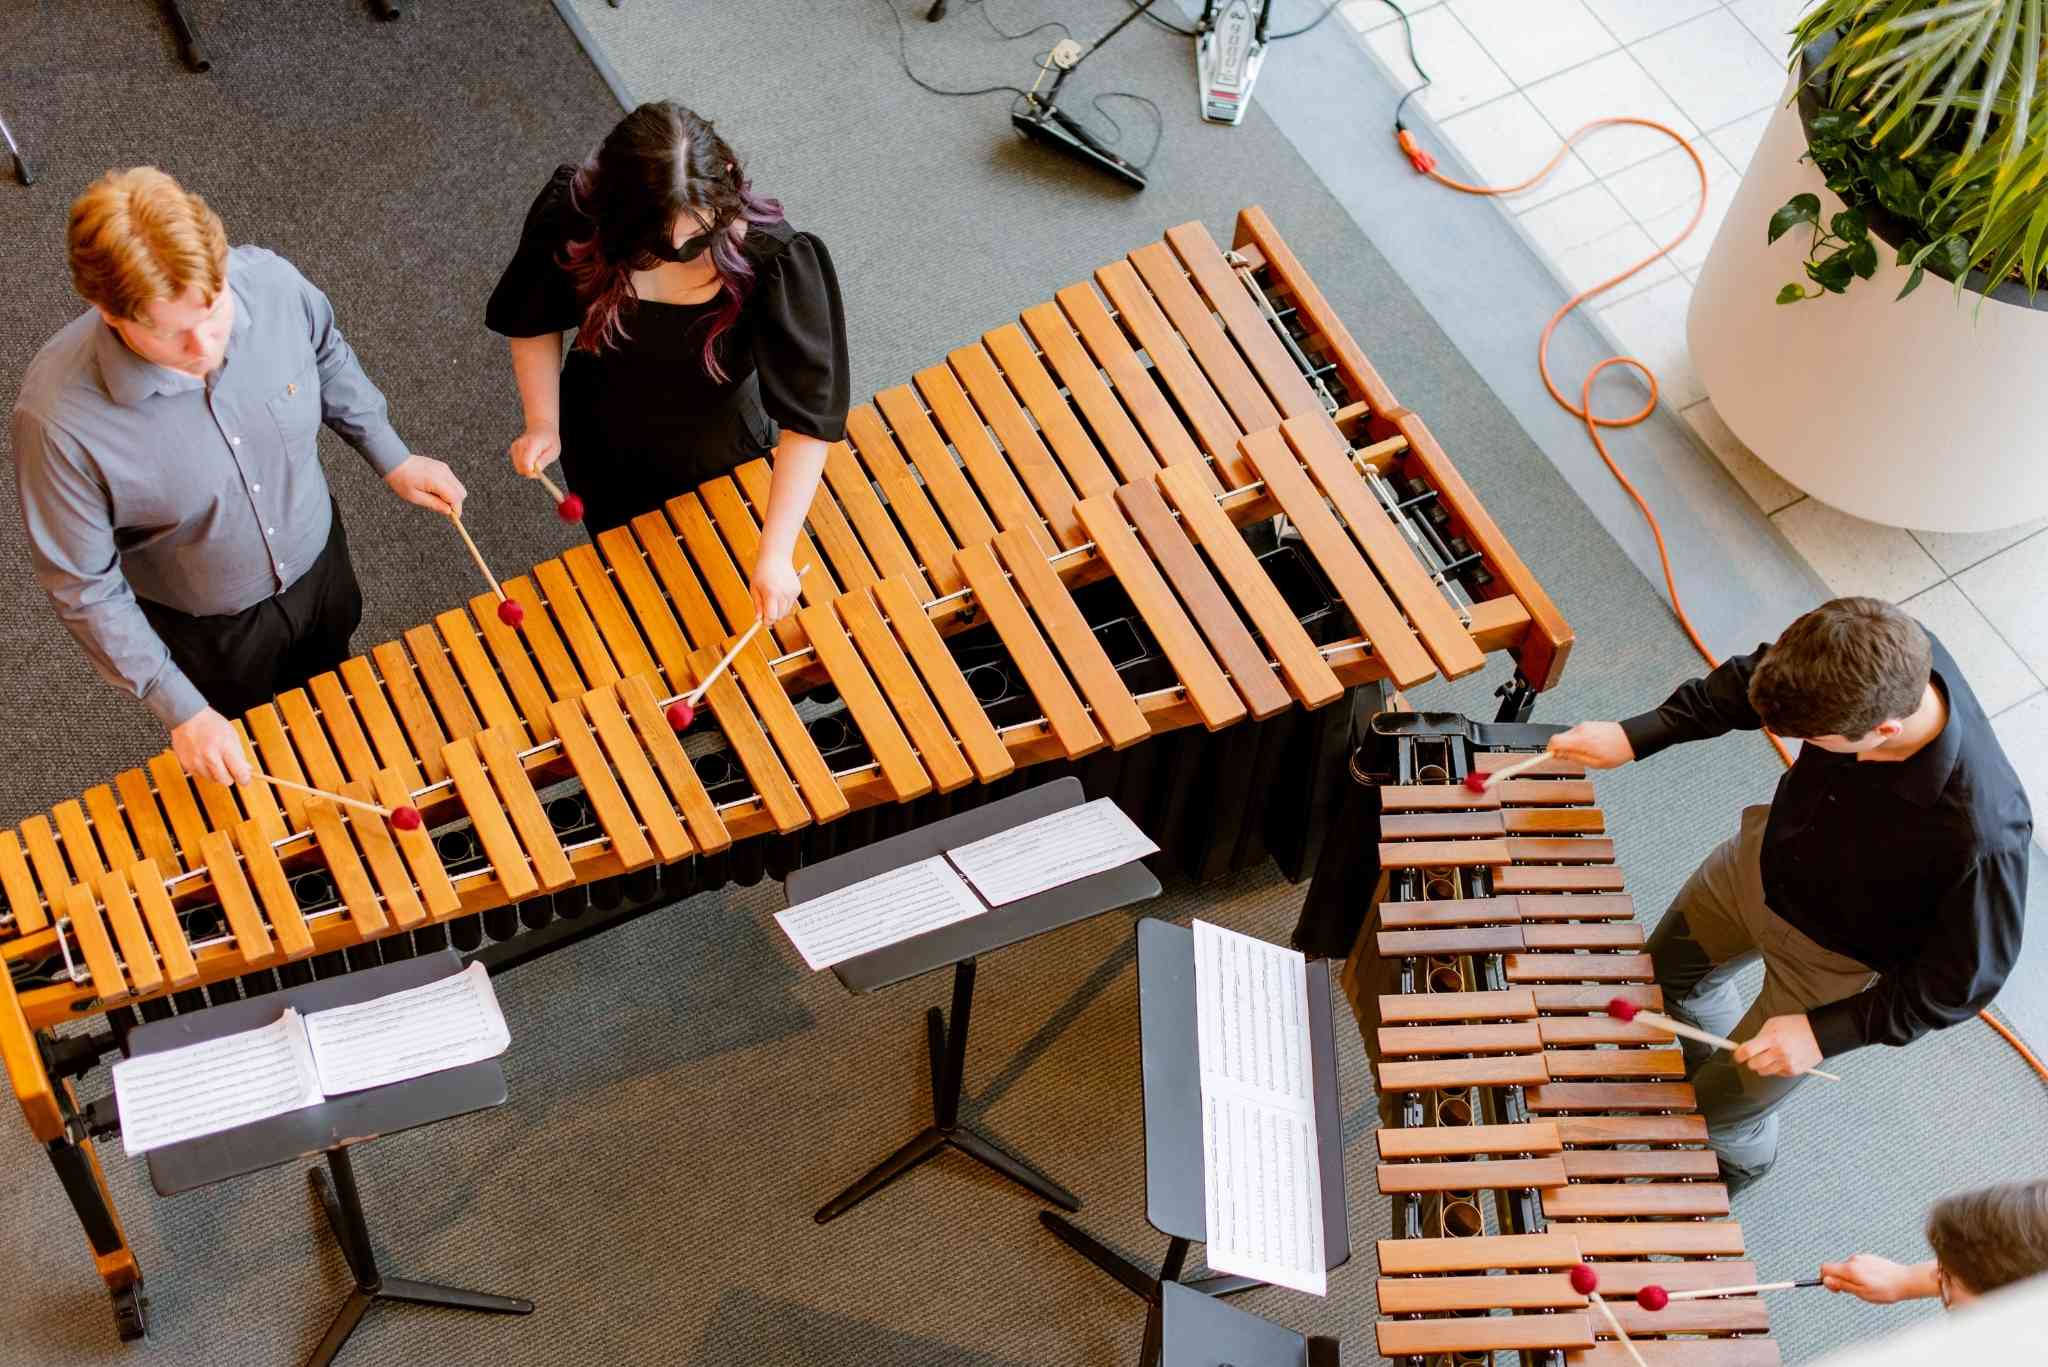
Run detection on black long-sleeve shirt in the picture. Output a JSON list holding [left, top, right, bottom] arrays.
[[1618, 632, 2031, 1058]]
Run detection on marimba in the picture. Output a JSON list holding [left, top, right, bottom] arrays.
[[0, 208, 1570, 1340], [1342, 713, 1782, 1366]]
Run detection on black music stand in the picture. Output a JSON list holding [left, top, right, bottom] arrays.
[[130, 950, 532, 1365], [1041, 918, 1349, 1367], [1159, 1281, 1342, 1367], [784, 776, 1161, 1223]]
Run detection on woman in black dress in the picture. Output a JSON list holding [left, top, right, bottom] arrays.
[[486, 101, 848, 624]]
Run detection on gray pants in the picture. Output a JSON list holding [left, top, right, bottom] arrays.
[[1647, 805, 1877, 1186]]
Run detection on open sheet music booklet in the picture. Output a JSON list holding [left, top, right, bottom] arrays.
[[1191, 919, 1327, 1296], [774, 798, 1157, 971], [111, 962, 511, 1157]]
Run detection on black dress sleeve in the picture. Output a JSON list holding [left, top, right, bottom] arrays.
[[485, 165, 587, 338], [750, 232, 850, 443], [1617, 643, 1773, 761]]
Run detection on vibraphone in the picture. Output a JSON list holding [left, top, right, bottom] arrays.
[[0, 208, 1571, 1341], [1343, 713, 1782, 1365]]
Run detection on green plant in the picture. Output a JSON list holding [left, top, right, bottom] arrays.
[[1772, 0, 2048, 302]]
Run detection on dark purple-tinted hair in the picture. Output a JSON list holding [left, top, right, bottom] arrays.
[[558, 101, 783, 380]]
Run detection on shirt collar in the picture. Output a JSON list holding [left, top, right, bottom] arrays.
[[1884, 670, 1962, 807], [94, 264, 253, 407]]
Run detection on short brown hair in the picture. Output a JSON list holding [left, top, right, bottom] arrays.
[[1747, 597, 1931, 739], [1927, 1180, 2048, 1296], [67, 167, 228, 322]]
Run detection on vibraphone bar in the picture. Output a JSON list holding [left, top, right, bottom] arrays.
[[1344, 713, 1781, 1366], [1, 207, 1571, 1341]]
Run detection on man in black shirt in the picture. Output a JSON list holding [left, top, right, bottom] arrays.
[[1550, 597, 2030, 1190]]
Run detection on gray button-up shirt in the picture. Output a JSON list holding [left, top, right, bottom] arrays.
[[11, 245, 411, 728]]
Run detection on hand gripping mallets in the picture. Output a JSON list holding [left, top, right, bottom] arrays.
[[663, 564, 813, 731], [1607, 997, 1843, 1083]]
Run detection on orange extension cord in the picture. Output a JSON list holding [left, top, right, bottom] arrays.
[[1397, 117, 2048, 1086]]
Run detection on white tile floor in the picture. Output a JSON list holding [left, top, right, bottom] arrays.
[[1345, 0, 2048, 849]]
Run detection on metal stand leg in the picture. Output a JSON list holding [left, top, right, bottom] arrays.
[[159, 0, 210, 72], [303, 1149, 533, 1367], [1493, 671, 1539, 723], [1039, 1217, 1270, 1367], [0, 112, 34, 185], [815, 957, 1079, 1222]]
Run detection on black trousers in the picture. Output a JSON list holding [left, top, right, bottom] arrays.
[[138, 507, 364, 720]]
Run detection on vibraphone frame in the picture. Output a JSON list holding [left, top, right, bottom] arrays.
[[1343, 713, 1782, 1366], [1, 208, 1573, 1342]]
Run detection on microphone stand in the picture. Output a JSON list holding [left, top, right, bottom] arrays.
[[1010, 0, 1161, 190]]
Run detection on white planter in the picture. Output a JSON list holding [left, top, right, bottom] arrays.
[[1688, 86, 2048, 534]]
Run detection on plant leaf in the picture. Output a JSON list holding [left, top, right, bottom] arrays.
[[1938, 233, 1973, 277], [1770, 194, 1823, 243], [1848, 238, 1880, 278], [1778, 282, 1811, 304], [1897, 264, 1928, 299], [1832, 207, 1870, 241], [1868, 157, 1924, 217]]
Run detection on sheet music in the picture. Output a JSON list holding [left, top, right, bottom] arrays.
[[302, 962, 511, 1097], [112, 1010, 324, 1157], [775, 857, 989, 970], [943, 798, 1157, 906], [1191, 918, 1327, 1297]]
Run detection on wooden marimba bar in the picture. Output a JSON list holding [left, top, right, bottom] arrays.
[[0, 208, 1572, 1342], [1342, 717, 1782, 1366]]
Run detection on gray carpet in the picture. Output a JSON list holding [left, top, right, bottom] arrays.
[[0, 2, 2040, 1364]]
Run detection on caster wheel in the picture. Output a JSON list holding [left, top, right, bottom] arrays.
[[113, 1282, 149, 1342]]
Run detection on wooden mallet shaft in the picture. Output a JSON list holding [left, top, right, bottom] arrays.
[[1665, 1279, 1820, 1302], [1484, 749, 1554, 786], [534, 471, 567, 503], [260, 774, 391, 819], [684, 563, 813, 704], [447, 512, 506, 602], [1637, 1007, 1843, 1083], [1587, 1294, 1648, 1367]]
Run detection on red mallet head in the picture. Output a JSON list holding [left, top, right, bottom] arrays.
[[1569, 1263, 1600, 1296], [1462, 770, 1490, 793], [665, 698, 696, 731], [556, 493, 585, 523], [1636, 1284, 1670, 1312], [1607, 996, 1639, 1023], [497, 598, 526, 628], [388, 805, 423, 832]]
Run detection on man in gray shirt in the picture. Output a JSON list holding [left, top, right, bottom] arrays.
[[11, 167, 466, 786]]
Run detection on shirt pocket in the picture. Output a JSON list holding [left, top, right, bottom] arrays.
[[266, 361, 322, 465]]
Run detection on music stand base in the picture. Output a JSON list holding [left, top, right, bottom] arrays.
[[814, 974, 1081, 1223], [305, 1153, 533, 1367], [1039, 1212, 1266, 1367]]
